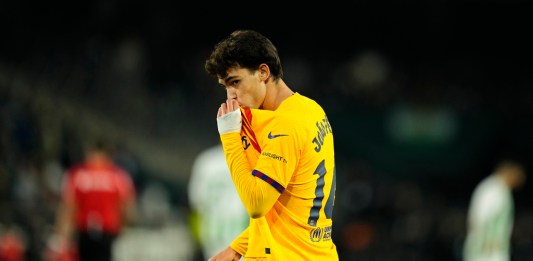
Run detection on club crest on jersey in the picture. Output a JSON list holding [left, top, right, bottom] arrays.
[[242, 136, 251, 150]]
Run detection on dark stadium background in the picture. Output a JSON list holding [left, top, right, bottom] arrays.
[[1, 1, 532, 260]]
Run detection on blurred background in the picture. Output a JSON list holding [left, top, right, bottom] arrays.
[[1, 1, 532, 260]]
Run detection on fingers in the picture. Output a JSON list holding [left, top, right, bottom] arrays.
[[229, 99, 239, 111], [217, 99, 239, 118], [224, 99, 238, 112]]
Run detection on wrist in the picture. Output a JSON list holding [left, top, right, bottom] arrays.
[[217, 109, 242, 134]]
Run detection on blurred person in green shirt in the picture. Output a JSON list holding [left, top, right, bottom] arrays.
[[463, 160, 526, 261]]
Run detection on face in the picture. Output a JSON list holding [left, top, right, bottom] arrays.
[[510, 167, 526, 189], [218, 66, 267, 109]]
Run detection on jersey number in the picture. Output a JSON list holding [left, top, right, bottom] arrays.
[[308, 159, 336, 227]]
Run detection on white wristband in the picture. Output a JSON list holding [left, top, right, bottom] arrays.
[[217, 109, 242, 134]]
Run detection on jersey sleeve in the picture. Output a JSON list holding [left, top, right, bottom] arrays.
[[230, 226, 249, 256], [219, 132, 280, 218]]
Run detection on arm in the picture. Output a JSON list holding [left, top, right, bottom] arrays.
[[220, 132, 281, 218], [55, 198, 75, 241], [121, 198, 137, 226], [217, 100, 280, 218], [50, 173, 76, 253], [118, 171, 137, 226]]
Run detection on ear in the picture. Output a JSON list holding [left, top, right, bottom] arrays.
[[258, 64, 270, 81]]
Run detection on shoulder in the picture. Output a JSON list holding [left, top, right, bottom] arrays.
[[293, 93, 324, 109], [279, 93, 326, 119], [473, 175, 507, 201], [276, 93, 327, 123]]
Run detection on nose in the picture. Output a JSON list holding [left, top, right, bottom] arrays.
[[226, 88, 237, 100]]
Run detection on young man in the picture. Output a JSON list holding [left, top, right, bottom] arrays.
[[463, 160, 526, 261], [205, 30, 338, 260], [53, 140, 137, 261], [188, 143, 249, 259]]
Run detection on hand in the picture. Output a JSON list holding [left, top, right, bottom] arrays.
[[208, 246, 242, 261], [217, 99, 240, 118], [216, 99, 242, 134]]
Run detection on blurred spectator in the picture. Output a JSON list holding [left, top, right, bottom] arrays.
[[463, 160, 526, 261], [49, 140, 137, 261], [0, 225, 25, 261], [187, 144, 248, 260]]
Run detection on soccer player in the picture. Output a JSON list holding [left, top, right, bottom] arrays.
[[463, 159, 526, 261], [52, 140, 137, 261], [205, 30, 339, 260], [188, 144, 249, 259]]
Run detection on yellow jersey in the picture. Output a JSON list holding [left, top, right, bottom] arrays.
[[220, 93, 338, 260]]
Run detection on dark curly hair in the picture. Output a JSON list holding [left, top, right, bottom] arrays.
[[204, 30, 283, 81]]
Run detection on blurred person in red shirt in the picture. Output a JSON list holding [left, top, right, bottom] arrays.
[[0, 226, 25, 261], [51, 140, 137, 261]]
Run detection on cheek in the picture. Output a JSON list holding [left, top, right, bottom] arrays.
[[239, 91, 253, 102], [237, 82, 263, 108], [235, 91, 255, 108]]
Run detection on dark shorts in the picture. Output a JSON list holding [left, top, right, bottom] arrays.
[[77, 231, 118, 261]]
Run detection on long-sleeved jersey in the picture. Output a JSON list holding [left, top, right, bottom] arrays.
[[220, 92, 338, 260]]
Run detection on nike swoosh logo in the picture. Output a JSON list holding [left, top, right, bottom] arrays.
[[268, 132, 289, 139]]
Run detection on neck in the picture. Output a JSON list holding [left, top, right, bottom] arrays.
[[262, 79, 293, 110]]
